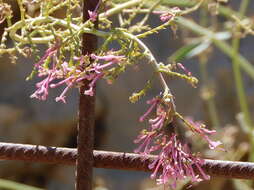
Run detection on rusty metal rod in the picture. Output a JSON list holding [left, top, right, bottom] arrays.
[[76, 0, 99, 189], [0, 142, 253, 179]]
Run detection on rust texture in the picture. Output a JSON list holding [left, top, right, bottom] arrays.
[[0, 143, 76, 165], [76, 0, 98, 189], [0, 142, 254, 180]]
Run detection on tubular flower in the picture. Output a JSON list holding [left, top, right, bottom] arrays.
[[84, 72, 104, 96], [30, 65, 56, 101], [134, 94, 220, 188], [149, 134, 209, 189], [30, 42, 84, 103], [177, 63, 192, 76], [31, 60, 85, 103], [185, 117, 222, 149], [84, 52, 125, 96], [35, 39, 61, 68], [134, 95, 174, 155], [139, 94, 174, 125], [139, 97, 160, 122], [31, 50, 125, 102]]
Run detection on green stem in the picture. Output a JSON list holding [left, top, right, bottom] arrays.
[[231, 2, 252, 132], [99, 0, 143, 18], [198, 8, 220, 128], [213, 39, 254, 80], [121, 30, 169, 91], [120, 30, 176, 111], [199, 55, 220, 128], [175, 17, 254, 80], [136, 0, 163, 29], [235, 0, 254, 163], [161, 0, 196, 7], [7, 16, 108, 44], [239, 0, 250, 16], [100, 0, 201, 20], [17, 0, 25, 22], [6, 14, 171, 99]]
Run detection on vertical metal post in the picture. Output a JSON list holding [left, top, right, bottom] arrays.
[[76, 0, 98, 189]]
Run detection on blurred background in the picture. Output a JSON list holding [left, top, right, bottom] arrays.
[[1, 0, 254, 189]]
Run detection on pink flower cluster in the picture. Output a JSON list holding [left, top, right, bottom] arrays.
[[134, 95, 221, 188], [84, 53, 124, 96], [149, 134, 210, 188], [135, 96, 173, 155], [153, 7, 181, 22], [30, 41, 124, 103]]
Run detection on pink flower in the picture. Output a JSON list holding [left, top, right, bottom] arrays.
[[186, 117, 222, 149], [30, 74, 51, 101], [148, 114, 165, 130], [134, 132, 211, 188], [160, 12, 174, 22], [177, 63, 192, 76], [139, 97, 160, 122], [35, 39, 61, 68], [31, 51, 125, 102], [139, 95, 171, 131], [30, 65, 56, 101], [88, 10, 97, 22], [84, 73, 104, 96], [31, 59, 83, 103], [153, 7, 180, 22], [134, 94, 217, 188], [81, 52, 125, 96], [149, 134, 210, 188], [134, 130, 162, 155], [87, 0, 101, 22], [91, 54, 124, 62]]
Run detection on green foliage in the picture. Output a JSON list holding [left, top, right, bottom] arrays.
[[0, 179, 43, 190]]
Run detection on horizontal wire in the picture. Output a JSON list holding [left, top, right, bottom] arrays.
[[0, 142, 253, 179]]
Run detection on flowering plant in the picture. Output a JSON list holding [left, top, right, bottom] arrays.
[[1, 0, 241, 188]]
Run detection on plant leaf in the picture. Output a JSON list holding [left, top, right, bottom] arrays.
[[168, 40, 211, 62], [168, 43, 200, 62], [186, 40, 211, 58]]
